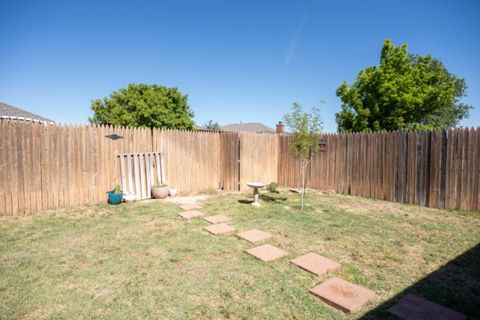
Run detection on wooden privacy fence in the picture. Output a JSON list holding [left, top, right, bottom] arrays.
[[0, 121, 278, 216], [0, 122, 152, 216], [278, 128, 480, 211], [0, 120, 479, 216], [153, 129, 222, 193], [239, 132, 278, 191]]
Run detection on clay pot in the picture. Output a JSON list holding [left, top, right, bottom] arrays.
[[152, 186, 169, 199]]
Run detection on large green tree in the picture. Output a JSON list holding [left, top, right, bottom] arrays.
[[336, 40, 471, 132], [89, 84, 194, 129]]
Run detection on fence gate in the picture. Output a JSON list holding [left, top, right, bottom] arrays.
[[117, 152, 166, 200]]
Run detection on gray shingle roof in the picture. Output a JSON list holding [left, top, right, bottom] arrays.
[[222, 122, 275, 134], [0, 102, 54, 123]]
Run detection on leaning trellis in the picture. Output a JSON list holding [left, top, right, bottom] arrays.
[[117, 152, 166, 200]]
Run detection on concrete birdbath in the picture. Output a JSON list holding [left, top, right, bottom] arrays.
[[247, 182, 267, 207]]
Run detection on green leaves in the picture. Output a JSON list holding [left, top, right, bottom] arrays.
[[283, 102, 323, 161], [336, 40, 472, 132], [89, 84, 194, 129], [283, 103, 323, 209], [203, 120, 222, 131]]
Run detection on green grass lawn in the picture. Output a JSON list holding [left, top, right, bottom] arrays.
[[1, 189, 479, 319]]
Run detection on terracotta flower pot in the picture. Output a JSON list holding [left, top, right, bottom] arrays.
[[152, 186, 169, 199]]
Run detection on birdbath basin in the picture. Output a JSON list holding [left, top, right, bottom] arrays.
[[247, 182, 267, 207]]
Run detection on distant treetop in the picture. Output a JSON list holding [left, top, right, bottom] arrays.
[[203, 120, 222, 131]]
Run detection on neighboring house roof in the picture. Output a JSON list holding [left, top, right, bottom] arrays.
[[0, 102, 54, 124], [222, 122, 275, 134]]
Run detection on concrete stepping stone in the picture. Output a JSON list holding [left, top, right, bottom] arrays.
[[179, 210, 204, 220], [203, 215, 231, 224], [291, 252, 340, 276], [180, 203, 202, 211], [205, 223, 236, 235], [237, 229, 272, 243], [388, 294, 466, 320], [246, 244, 288, 262], [309, 277, 376, 313]]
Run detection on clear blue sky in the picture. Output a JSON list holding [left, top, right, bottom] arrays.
[[1, 0, 479, 132]]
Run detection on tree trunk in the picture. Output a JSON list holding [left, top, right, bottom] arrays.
[[301, 159, 308, 209], [301, 159, 305, 209], [301, 157, 311, 210]]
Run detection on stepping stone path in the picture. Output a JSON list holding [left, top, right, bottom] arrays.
[[388, 294, 467, 320], [180, 203, 202, 211], [246, 244, 288, 262], [291, 252, 340, 276], [205, 223, 236, 235], [178, 200, 377, 315], [309, 277, 376, 313], [237, 229, 272, 243], [179, 210, 204, 220], [203, 215, 231, 224]]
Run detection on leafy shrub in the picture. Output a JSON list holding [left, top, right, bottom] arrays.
[[114, 184, 122, 194], [154, 183, 168, 188], [266, 182, 278, 193]]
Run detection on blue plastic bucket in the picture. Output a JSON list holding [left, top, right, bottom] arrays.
[[107, 191, 123, 205]]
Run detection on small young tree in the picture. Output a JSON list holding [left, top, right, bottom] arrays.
[[283, 103, 323, 209]]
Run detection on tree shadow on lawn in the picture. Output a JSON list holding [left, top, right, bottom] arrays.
[[260, 194, 288, 203], [237, 194, 287, 205], [238, 199, 254, 204], [361, 243, 480, 319]]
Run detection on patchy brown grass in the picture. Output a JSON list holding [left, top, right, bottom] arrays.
[[0, 189, 479, 319]]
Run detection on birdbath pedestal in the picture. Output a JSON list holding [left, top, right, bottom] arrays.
[[247, 182, 267, 207]]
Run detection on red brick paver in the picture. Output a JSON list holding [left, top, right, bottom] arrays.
[[205, 223, 236, 235], [237, 229, 272, 243], [180, 203, 202, 211], [203, 215, 231, 224], [179, 210, 204, 219], [388, 294, 467, 320], [246, 244, 288, 262], [309, 277, 376, 313], [291, 253, 340, 276]]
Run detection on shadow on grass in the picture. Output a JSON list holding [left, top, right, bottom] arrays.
[[237, 194, 288, 205], [361, 243, 480, 319], [260, 194, 288, 203], [238, 199, 254, 204]]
